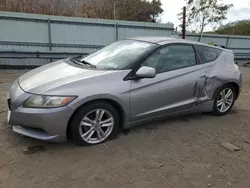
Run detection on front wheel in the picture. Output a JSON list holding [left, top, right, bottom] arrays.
[[70, 102, 120, 146], [212, 84, 236, 116]]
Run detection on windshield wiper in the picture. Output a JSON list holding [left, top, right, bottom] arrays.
[[70, 57, 96, 68], [80, 60, 96, 68]]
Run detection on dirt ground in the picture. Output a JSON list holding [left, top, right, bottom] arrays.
[[0, 65, 250, 188]]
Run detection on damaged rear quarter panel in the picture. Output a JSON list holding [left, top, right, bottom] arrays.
[[198, 50, 242, 102]]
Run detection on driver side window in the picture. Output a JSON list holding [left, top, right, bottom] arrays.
[[142, 44, 197, 73], [142, 51, 161, 69]]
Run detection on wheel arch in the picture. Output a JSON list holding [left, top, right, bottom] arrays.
[[228, 82, 240, 100], [66, 98, 126, 140], [213, 82, 240, 100]]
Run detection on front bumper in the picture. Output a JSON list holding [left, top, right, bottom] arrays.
[[9, 106, 74, 142], [7, 80, 74, 142], [13, 125, 59, 141]]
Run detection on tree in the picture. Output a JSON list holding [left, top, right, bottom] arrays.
[[0, 0, 163, 22], [178, 0, 233, 40], [0, 0, 77, 16], [150, 0, 163, 22], [104, 0, 163, 22], [214, 20, 250, 35]]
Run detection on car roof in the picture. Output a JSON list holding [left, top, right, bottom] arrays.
[[128, 36, 232, 53], [128, 37, 177, 44]]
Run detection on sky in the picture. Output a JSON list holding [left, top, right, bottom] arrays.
[[161, 0, 250, 31]]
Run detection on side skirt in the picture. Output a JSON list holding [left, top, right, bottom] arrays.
[[123, 100, 214, 129]]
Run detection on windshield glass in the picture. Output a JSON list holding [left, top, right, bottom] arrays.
[[81, 40, 156, 70]]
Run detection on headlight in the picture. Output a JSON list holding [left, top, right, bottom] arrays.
[[23, 95, 76, 108]]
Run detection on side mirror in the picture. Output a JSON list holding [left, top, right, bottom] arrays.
[[136, 66, 156, 78]]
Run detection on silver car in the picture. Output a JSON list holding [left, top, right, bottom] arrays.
[[7, 37, 242, 145]]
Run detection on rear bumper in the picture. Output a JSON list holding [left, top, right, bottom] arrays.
[[9, 106, 74, 142]]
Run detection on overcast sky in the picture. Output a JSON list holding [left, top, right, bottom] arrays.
[[161, 0, 250, 30]]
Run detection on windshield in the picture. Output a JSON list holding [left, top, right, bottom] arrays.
[[81, 40, 156, 70]]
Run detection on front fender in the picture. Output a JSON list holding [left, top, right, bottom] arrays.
[[68, 94, 130, 123]]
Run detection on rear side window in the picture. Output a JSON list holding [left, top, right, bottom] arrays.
[[196, 45, 222, 63]]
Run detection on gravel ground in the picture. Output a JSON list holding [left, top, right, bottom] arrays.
[[0, 66, 250, 188]]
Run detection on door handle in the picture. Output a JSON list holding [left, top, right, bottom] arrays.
[[200, 72, 207, 78]]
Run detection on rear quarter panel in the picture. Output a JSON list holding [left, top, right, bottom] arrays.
[[200, 50, 242, 100]]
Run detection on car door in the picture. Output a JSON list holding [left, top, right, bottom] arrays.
[[130, 43, 211, 121]]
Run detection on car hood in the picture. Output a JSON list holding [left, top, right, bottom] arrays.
[[18, 59, 108, 93]]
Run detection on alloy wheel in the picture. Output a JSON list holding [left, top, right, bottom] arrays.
[[79, 109, 114, 144], [216, 88, 234, 113]]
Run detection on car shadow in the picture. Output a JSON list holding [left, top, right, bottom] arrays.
[[15, 109, 240, 153]]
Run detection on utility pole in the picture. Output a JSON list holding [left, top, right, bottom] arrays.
[[182, 6, 186, 39], [113, 1, 116, 20]]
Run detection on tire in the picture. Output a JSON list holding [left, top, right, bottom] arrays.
[[212, 84, 236, 116], [70, 102, 120, 146]]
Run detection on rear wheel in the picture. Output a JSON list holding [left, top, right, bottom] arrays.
[[70, 102, 120, 146], [212, 84, 236, 116]]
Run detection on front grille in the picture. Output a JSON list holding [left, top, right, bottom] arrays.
[[7, 99, 11, 111]]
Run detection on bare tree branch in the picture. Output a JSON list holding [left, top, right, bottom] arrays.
[[0, 0, 163, 22]]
